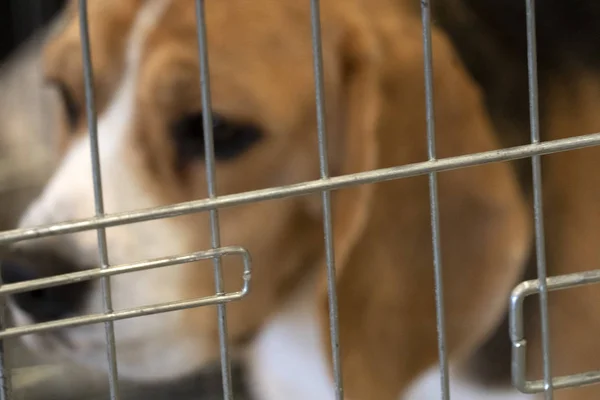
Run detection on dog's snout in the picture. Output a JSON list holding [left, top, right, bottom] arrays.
[[0, 248, 91, 323]]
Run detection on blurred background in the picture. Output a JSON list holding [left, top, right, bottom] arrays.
[[0, 1, 248, 398], [0, 0, 66, 61], [0, 0, 65, 230]]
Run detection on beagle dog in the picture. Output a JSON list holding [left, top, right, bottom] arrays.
[[7, 0, 596, 398]]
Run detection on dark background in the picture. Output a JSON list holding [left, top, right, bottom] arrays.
[[0, 0, 66, 63]]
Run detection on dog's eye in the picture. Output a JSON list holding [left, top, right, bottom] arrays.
[[171, 112, 262, 166], [54, 83, 81, 129]]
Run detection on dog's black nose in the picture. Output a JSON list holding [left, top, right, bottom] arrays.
[[0, 248, 91, 323]]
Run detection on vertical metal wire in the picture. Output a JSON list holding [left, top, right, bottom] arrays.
[[194, 1, 234, 398], [0, 2, 31, 397], [525, 0, 553, 397], [309, 0, 344, 399], [421, 1, 450, 398], [0, 275, 12, 400], [78, 1, 120, 399]]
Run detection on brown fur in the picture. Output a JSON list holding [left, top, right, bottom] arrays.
[[515, 73, 600, 399], [432, 0, 600, 397], [316, 8, 531, 398]]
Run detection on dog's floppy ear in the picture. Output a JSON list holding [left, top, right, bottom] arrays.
[[311, 9, 383, 394], [305, 8, 382, 300], [313, 9, 532, 400], [320, 14, 382, 276]]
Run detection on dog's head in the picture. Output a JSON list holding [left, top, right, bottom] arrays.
[[2, 0, 380, 381]]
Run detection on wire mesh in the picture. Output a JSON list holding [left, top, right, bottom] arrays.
[[1, 0, 600, 399], [0, 247, 251, 340], [3, 132, 600, 246], [510, 270, 600, 393]]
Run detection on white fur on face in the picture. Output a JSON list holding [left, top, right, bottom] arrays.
[[247, 277, 538, 400], [402, 366, 539, 400], [12, 0, 216, 381]]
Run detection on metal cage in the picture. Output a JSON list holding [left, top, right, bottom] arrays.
[[1, 0, 600, 399]]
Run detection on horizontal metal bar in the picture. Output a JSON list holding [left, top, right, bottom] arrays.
[[510, 269, 600, 393], [0, 247, 251, 340], [0, 246, 250, 296], [2, 132, 600, 245], [518, 371, 600, 394], [0, 288, 248, 340]]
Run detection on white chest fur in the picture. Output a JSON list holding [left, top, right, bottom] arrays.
[[246, 276, 537, 400]]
